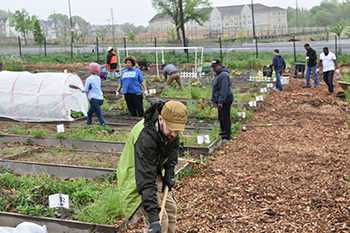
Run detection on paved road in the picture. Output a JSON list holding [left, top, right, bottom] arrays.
[[1, 39, 349, 55]]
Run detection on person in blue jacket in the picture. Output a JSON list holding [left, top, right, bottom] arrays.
[[78, 62, 106, 125], [267, 49, 286, 93], [116, 56, 148, 117], [211, 59, 233, 142]]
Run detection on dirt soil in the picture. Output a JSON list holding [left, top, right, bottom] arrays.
[[124, 75, 350, 232], [25, 62, 90, 73]]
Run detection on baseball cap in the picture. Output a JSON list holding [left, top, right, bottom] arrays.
[[107, 46, 113, 52], [161, 101, 188, 131], [161, 64, 166, 68], [210, 59, 222, 67]]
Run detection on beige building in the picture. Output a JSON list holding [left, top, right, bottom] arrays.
[[148, 3, 287, 33]]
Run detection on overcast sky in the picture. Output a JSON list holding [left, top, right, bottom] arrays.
[[2, 0, 324, 26]]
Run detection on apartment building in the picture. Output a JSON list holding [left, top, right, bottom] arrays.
[[148, 3, 287, 33]]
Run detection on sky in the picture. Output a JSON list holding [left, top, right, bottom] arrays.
[[2, 0, 324, 26]]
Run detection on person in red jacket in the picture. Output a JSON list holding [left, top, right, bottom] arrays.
[[106, 47, 118, 78]]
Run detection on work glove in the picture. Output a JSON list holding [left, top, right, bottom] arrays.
[[162, 173, 175, 192], [149, 221, 161, 233], [305, 56, 309, 60], [283, 69, 286, 73], [266, 65, 270, 68], [116, 91, 121, 99], [336, 69, 340, 74], [144, 90, 148, 97]]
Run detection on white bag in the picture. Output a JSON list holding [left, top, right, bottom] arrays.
[[13, 222, 47, 233]]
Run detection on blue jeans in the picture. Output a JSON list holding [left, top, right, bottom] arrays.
[[275, 68, 283, 91], [87, 98, 106, 125], [305, 65, 319, 87]]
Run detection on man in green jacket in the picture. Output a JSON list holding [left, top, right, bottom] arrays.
[[117, 101, 188, 233]]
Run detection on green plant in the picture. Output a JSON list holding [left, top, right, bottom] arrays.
[[30, 129, 47, 138], [100, 98, 110, 111], [71, 110, 84, 118], [10, 125, 27, 135], [1, 54, 24, 71]]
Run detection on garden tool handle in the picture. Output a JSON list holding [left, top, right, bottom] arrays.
[[159, 185, 169, 224]]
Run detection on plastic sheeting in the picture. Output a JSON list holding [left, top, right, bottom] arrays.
[[0, 71, 88, 122], [0, 222, 47, 233]]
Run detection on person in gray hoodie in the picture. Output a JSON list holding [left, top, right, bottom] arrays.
[[267, 49, 286, 93], [161, 64, 185, 90], [211, 59, 233, 142]]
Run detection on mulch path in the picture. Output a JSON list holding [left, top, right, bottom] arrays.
[[124, 74, 350, 232]]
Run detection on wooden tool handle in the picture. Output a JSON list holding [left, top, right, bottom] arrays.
[[159, 186, 169, 224], [178, 158, 200, 164]]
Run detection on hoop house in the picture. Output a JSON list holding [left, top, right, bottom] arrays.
[[0, 71, 88, 122]]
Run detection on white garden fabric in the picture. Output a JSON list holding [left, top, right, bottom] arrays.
[[0, 71, 88, 122]]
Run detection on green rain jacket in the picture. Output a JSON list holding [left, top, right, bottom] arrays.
[[117, 101, 179, 223]]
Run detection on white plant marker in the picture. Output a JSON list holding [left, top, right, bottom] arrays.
[[249, 101, 257, 107], [237, 112, 246, 119], [197, 135, 210, 144], [149, 89, 156, 94], [256, 96, 263, 101], [49, 193, 69, 209], [57, 124, 65, 133], [267, 83, 273, 88]]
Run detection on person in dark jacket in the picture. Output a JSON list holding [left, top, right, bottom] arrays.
[[117, 101, 188, 233], [267, 49, 286, 93], [303, 43, 319, 88], [211, 59, 233, 142], [106, 47, 118, 78], [161, 64, 185, 90]]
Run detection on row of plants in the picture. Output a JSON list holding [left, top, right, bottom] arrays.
[[0, 167, 122, 224]]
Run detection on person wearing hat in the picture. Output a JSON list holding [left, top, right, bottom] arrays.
[[161, 64, 185, 90], [77, 62, 106, 125], [106, 47, 118, 78], [117, 101, 188, 233], [211, 59, 233, 142]]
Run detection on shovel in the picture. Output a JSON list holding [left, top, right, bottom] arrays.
[[242, 122, 302, 131], [291, 92, 313, 96], [178, 158, 203, 165]]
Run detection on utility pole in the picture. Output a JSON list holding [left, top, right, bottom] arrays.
[[179, 0, 187, 53], [251, 0, 258, 58], [110, 8, 116, 48], [295, 0, 298, 32], [68, 0, 74, 62]]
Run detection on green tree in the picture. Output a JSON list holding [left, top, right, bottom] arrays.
[[151, 0, 212, 41], [72, 16, 86, 23], [330, 22, 347, 51], [94, 26, 110, 45], [32, 18, 45, 52], [47, 13, 70, 23], [9, 9, 35, 45], [166, 26, 177, 42], [121, 23, 141, 42], [0, 10, 13, 18]]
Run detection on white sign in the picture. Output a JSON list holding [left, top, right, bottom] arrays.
[[56, 124, 65, 133], [237, 112, 246, 119], [149, 89, 156, 94], [249, 101, 257, 107], [49, 193, 69, 209], [267, 83, 274, 88], [260, 88, 267, 93], [256, 96, 263, 101], [197, 135, 210, 144]]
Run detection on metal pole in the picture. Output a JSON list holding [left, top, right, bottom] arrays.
[[335, 35, 338, 57], [18, 36, 22, 57], [293, 35, 296, 63], [44, 37, 47, 57], [251, 0, 258, 58], [96, 37, 99, 61], [123, 37, 126, 57], [219, 37, 223, 61], [68, 0, 73, 62], [186, 37, 189, 62], [154, 37, 157, 63]]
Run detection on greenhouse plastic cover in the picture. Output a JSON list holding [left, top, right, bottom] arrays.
[[0, 71, 88, 122], [0, 222, 47, 233]]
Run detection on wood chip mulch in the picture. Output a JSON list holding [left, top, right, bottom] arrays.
[[124, 74, 350, 232]]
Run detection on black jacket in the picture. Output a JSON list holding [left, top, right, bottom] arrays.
[[270, 54, 286, 70], [134, 101, 179, 223], [306, 48, 317, 67], [211, 66, 233, 104]]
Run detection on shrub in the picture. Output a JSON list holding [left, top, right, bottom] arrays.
[[1, 54, 24, 71]]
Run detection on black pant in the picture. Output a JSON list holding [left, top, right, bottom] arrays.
[[124, 93, 144, 117], [218, 101, 232, 140], [323, 70, 334, 93]]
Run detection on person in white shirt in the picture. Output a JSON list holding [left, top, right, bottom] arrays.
[[317, 47, 339, 95]]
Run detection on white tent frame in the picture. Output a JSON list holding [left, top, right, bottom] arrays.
[[117, 47, 204, 77], [210, 48, 253, 74]]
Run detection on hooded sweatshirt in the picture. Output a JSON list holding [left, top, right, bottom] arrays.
[[269, 54, 286, 70], [117, 101, 179, 223], [211, 66, 233, 104]]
